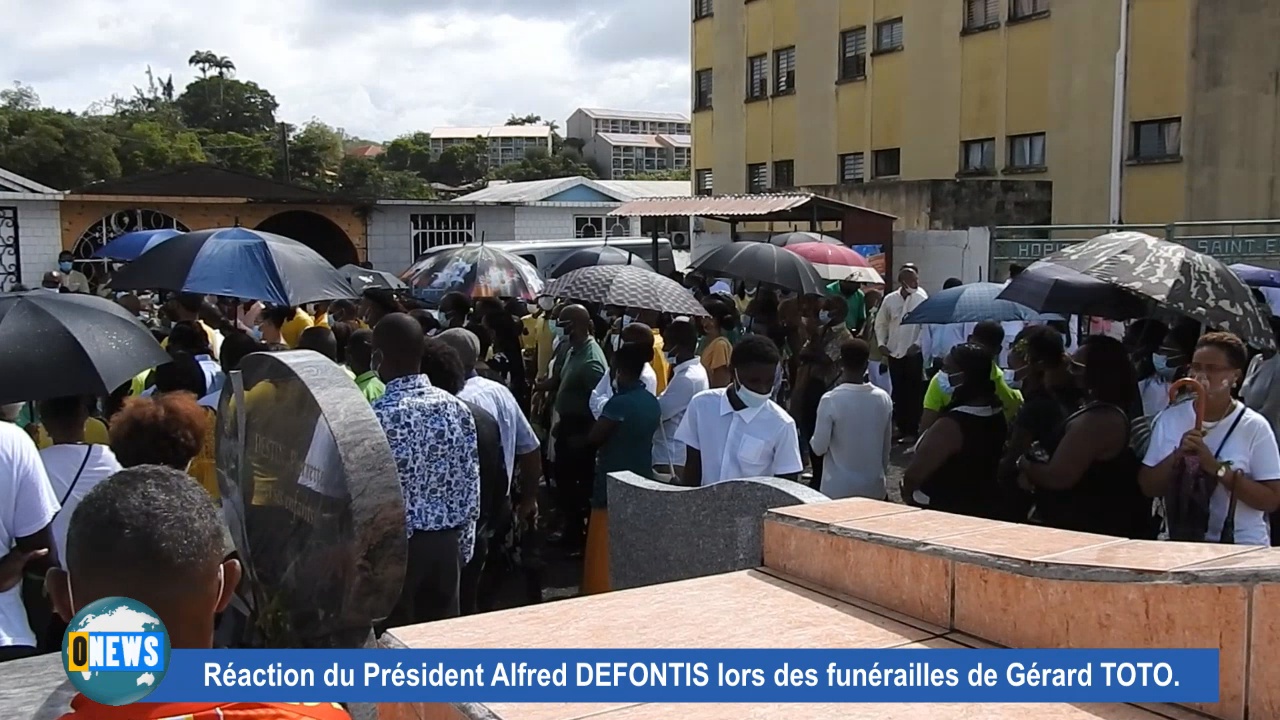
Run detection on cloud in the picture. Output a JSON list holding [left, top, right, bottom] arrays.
[[0, 0, 690, 140]]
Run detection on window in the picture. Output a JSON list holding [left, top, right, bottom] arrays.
[[747, 54, 768, 100], [838, 153, 865, 183], [1131, 118, 1182, 160], [410, 214, 475, 257], [694, 0, 713, 20], [673, 146, 691, 169], [873, 148, 900, 178], [965, 0, 1001, 30], [875, 18, 904, 52], [576, 216, 630, 239], [773, 47, 797, 95], [695, 168, 714, 196], [772, 160, 795, 189], [747, 163, 769, 193], [1010, 0, 1049, 20], [839, 27, 868, 81], [1008, 132, 1047, 169], [960, 138, 996, 173], [694, 69, 713, 111]]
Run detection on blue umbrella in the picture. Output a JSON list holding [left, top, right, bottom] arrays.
[[903, 282, 1063, 325], [1230, 263, 1280, 289], [110, 227, 354, 305], [92, 229, 183, 261]]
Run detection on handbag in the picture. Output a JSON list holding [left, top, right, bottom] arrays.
[[1164, 407, 1245, 543]]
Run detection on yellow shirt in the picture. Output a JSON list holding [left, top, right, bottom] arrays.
[[700, 336, 733, 375], [190, 408, 219, 500], [650, 331, 669, 395], [520, 315, 541, 353], [923, 363, 1024, 422], [315, 312, 329, 328], [36, 417, 110, 450], [534, 317, 555, 380], [281, 309, 315, 348]]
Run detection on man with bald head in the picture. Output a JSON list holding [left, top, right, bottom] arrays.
[[372, 313, 480, 623], [590, 323, 659, 419], [550, 304, 607, 545]]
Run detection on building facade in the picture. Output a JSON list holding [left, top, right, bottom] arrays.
[[0, 167, 64, 290], [429, 126, 555, 168], [567, 109, 693, 180], [691, 0, 1280, 225]]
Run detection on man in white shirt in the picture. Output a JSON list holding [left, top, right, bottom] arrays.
[[919, 279, 970, 377], [811, 338, 894, 499], [439, 328, 543, 521], [589, 323, 658, 419], [0, 421, 59, 659], [653, 318, 710, 479], [874, 266, 929, 441], [57, 251, 91, 294], [675, 335, 804, 486]]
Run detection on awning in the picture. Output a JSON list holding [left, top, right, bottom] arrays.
[[608, 193, 896, 224]]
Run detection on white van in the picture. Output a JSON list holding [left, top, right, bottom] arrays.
[[416, 237, 676, 278]]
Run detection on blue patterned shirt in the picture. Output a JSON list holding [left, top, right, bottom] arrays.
[[372, 374, 480, 561]]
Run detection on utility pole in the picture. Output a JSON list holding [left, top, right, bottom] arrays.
[[278, 123, 291, 183]]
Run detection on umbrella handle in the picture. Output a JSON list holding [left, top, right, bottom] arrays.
[[1169, 378, 1206, 430]]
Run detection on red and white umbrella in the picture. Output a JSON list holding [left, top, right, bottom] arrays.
[[783, 242, 883, 283]]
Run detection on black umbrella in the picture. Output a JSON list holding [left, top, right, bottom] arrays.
[[543, 265, 709, 317], [1037, 232, 1274, 349], [767, 231, 843, 247], [691, 241, 826, 295], [0, 292, 171, 404], [550, 246, 654, 279], [111, 227, 354, 306], [997, 262, 1151, 320], [338, 264, 406, 294]]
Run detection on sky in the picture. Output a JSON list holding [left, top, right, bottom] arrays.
[[1, 0, 691, 141]]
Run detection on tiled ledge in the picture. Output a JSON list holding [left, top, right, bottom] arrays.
[[762, 498, 1280, 720]]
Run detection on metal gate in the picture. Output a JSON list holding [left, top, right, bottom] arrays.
[[990, 219, 1280, 280], [0, 207, 21, 291]]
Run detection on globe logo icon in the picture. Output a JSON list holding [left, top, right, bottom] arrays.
[[62, 597, 171, 706]]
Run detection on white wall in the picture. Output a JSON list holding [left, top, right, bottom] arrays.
[[8, 199, 62, 288], [365, 204, 514, 273], [891, 227, 991, 295]]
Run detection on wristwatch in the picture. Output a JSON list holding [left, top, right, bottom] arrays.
[[1215, 464, 1230, 480]]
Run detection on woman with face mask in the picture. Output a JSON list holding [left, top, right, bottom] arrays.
[[1138, 320, 1199, 417], [1139, 332, 1280, 545], [903, 343, 1008, 518], [1018, 335, 1152, 538], [793, 295, 854, 486]]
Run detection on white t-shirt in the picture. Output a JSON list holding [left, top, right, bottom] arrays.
[[1139, 376, 1171, 418], [674, 388, 805, 485], [40, 444, 122, 568], [0, 423, 60, 647], [1142, 401, 1280, 545], [810, 383, 894, 500]]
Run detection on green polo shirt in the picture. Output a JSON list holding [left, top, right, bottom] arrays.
[[923, 362, 1023, 422], [825, 282, 867, 331], [554, 337, 608, 421], [354, 370, 386, 403], [594, 381, 661, 508]]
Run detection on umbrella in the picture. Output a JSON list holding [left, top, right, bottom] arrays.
[[767, 231, 843, 247], [783, 242, 872, 281], [1230, 263, 1280, 289], [111, 227, 354, 306], [997, 261, 1151, 320], [0, 292, 171, 404], [843, 266, 885, 284], [338, 264, 406, 294], [691, 242, 826, 296], [543, 265, 709, 317], [550, 246, 654, 279], [902, 282, 1063, 325], [1039, 232, 1274, 349], [402, 244, 544, 304], [92, 229, 183, 262]]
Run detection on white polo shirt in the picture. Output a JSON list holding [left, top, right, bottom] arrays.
[[654, 358, 711, 467], [0, 423, 59, 648], [675, 388, 805, 485]]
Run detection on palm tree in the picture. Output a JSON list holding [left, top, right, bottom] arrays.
[[211, 55, 236, 105], [188, 50, 216, 79]]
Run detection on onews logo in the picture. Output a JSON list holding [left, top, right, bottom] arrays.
[[62, 597, 172, 706]]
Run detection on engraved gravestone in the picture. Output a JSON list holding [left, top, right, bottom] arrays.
[[607, 472, 827, 591], [217, 350, 406, 649]]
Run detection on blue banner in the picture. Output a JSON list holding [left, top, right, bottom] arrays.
[[142, 649, 1219, 704]]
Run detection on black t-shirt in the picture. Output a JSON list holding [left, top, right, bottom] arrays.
[[1014, 386, 1084, 452]]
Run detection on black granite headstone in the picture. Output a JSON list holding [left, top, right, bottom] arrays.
[[217, 350, 406, 648]]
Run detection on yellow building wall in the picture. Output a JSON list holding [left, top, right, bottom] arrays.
[[1123, 163, 1185, 224], [958, 31, 1003, 144], [1004, 19, 1050, 138], [691, 13, 715, 176], [869, 52, 903, 152], [901, 0, 962, 180]]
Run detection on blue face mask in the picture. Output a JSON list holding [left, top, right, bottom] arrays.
[[58, 261, 73, 273], [1152, 353, 1178, 380], [937, 372, 963, 395], [818, 311, 832, 325]]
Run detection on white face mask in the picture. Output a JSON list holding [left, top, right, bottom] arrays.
[[734, 372, 772, 409]]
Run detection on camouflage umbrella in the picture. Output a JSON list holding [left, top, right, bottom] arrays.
[[1040, 232, 1275, 350]]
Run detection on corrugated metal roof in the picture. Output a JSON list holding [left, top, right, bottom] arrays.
[[453, 177, 692, 204], [609, 194, 818, 217], [597, 132, 663, 148], [578, 108, 691, 123], [597, 180, 691, 199], [657, 134, 692, 147], [452, 177, 578, 203]]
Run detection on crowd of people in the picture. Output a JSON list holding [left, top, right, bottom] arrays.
[[2, 252, 1280, 718]]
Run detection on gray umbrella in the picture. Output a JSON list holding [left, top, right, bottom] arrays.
[[1040, 232, 1275, 349], [767, 231, 843, 247]]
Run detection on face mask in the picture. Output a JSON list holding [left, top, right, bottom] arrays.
[[610, 335, 622, 350], [59, 261, 73, 273], [938, 372, 963, 395], [371, 349, 384, 373], [666, 352, 680, 366], [537, 296, 556, 312], [741, 314, 754, 331], [734, 372, 772, 410], [818, 311, 832, 325], [1152, 353, 1178, 380], [1004, 368, 1022, 391], [622, 314, 634, 326]]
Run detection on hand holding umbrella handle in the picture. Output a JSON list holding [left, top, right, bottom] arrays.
[[1169, 378, 1206, 430]]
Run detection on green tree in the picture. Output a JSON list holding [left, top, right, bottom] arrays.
[[176, 77, 278, 136], [336, 155, 433, 199], [621, 168, 691, 181], [491, 146, 596, 183], [0, 106, 121, 188], [380, 131, 433, 177], [114, 120, 206, 175], [0, 82, 40, 111], [200, 131, 275, 177], [286, 120, 346, 189], [432, 138, 490, 186]]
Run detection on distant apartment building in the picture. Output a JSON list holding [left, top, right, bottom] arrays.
[[429, 126, 554, 168], [567, 109, 693, 180]]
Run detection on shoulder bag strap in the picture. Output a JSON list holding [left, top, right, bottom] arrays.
[[1214, 406, 1247, 544], [57, 446, 94, 508]]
